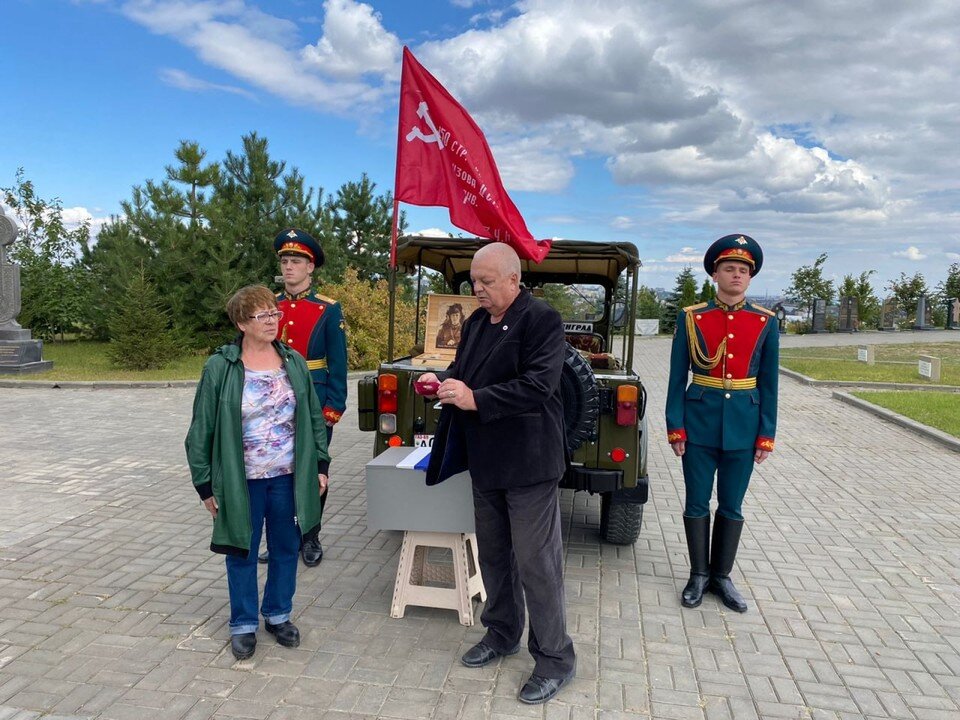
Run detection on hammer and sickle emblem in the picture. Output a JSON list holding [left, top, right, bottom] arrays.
[[405, 102, 444, 149]]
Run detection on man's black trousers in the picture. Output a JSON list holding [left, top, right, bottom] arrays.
[[472, 479, 576, 679]]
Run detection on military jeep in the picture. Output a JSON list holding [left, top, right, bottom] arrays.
[[356, 236, 648, 544]]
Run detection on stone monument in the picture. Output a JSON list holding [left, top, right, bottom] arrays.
[[811, 298, 828, 333], [880, 296, 897, 331], [945, 298, 959, 330], [0, 209, 53, 374], [838, 296, 858, 332], [913, 294, 934, 330], [772, 303, 787, 334]]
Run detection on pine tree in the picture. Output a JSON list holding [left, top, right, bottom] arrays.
[[327, 173, 404, 283], [698, 278, 716, 303], [108, 264, 182, 370], [660, 267, 698, 334]]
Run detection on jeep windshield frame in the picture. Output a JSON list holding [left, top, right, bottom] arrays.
[[388, 236, 641, 369]]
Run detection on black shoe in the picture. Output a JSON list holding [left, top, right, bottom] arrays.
[[518, 673, 573, 704], [258, 550, 269, 564], [708, 575, 748, 613], [682, 574, 710, 608], [460, 641, 520, 668], [301, 537, 323, 566], [231, 633, 256, 660], [264, 620, 301, 648]]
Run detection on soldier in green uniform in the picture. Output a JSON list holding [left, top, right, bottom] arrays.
[[665, 234, 778, 613]]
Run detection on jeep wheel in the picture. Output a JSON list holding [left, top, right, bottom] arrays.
[[600, 493, 643, 545], [560, 342, 599, 454]]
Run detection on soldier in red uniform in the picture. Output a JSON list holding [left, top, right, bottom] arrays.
[[665, 234, 778, 613], [259, 228, 348, 567]]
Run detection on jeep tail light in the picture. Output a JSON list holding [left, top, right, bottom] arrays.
[[379, 414, 397, 434], [388, 435, 403, 447], [610, 447, 627, 463], [378, 373, 398, 413], [615, 385, 638, 426]]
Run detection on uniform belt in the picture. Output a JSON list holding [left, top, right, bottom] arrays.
[[306, 358, 328, 370], [691, 375, 756, 390]]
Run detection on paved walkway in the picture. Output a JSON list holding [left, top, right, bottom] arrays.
[[1, 333, 959, 719]]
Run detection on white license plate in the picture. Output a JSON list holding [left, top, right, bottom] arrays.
[[413, 433, 434, 448]]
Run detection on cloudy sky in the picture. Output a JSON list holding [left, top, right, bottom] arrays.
[[4, 0, 959, 297]]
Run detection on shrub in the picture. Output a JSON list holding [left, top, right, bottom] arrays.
[[321, 267, 417, 370]]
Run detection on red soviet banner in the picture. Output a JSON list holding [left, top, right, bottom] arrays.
[[393, 46, 551, 265]]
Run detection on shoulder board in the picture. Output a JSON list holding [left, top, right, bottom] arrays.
[[750, 303, 775, 316], [314, 293, 338, 305], [682, 302, 708, 313]]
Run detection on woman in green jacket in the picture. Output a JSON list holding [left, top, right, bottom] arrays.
[[185, 285, 330, 661]]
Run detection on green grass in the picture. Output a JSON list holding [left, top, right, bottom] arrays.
[[25, 340, 207, 382], [851, 391, 960, 438], [780, 342, 960, 385]]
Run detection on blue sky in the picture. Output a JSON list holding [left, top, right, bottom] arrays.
[[4, 0, 960, 298]]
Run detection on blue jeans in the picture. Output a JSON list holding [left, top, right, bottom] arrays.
[[225, 474, 300, 635]]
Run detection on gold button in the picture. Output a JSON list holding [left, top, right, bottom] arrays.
[[728, 314, 734, 320], [728, 333, 734, 339], [695, 314, 702, 320], [724, 393, 731, 399], [727, 353, 734, 359], [726, 373, 733, 378], [288, 320, 294, 325], [291, 302, 296, 308], [761, 317, 767, 322]]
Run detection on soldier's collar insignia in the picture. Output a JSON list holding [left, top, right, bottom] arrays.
[[715, 298, 746, 312]]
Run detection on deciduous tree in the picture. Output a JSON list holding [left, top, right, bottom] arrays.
[[784, 253, 835, 319]]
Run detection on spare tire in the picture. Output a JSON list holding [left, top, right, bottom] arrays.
[[559, 342, 599, 454]]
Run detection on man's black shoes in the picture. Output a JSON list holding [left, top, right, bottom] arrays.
[[265, 620, 301, 648], [301, 537, 323, 566], [460, 641, 520, 667], [518, 673, 573, 704], [231, 633, 256, 660]]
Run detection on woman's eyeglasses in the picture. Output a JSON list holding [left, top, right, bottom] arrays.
[[249, 310, 284, 323]]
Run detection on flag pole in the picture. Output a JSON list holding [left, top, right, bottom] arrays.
[[387, 198, 400, 361]]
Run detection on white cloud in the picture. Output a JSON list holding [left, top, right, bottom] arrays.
[[947, 252, 960, 261], [300, 0, 399, 79], [120, 0, 395, 112], [159, 67, 257, 99], [664, 247, 701, 264], [893, 246, 927, 261], [411, 227, 453, 237]]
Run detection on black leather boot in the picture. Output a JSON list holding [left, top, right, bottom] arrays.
[[708, 514, 748, 613], [681, 515, 710, 608]]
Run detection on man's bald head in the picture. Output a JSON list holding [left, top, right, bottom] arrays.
[[474, 242, 522, 279], [470, 242, 522, 320]]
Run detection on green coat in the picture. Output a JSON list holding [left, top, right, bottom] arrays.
[[185, 339, 330, 557]]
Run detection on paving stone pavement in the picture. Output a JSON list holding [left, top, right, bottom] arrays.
[[1, 332, 959, 720]]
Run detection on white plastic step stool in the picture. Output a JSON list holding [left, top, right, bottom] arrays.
[[390, 531, 486, 626]]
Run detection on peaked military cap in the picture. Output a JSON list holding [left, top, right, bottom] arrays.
[[703, 233, 763, 276], [274, 228, 325, 266]]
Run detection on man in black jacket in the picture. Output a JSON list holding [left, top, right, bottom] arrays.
[[419, 242, 575, 705]]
